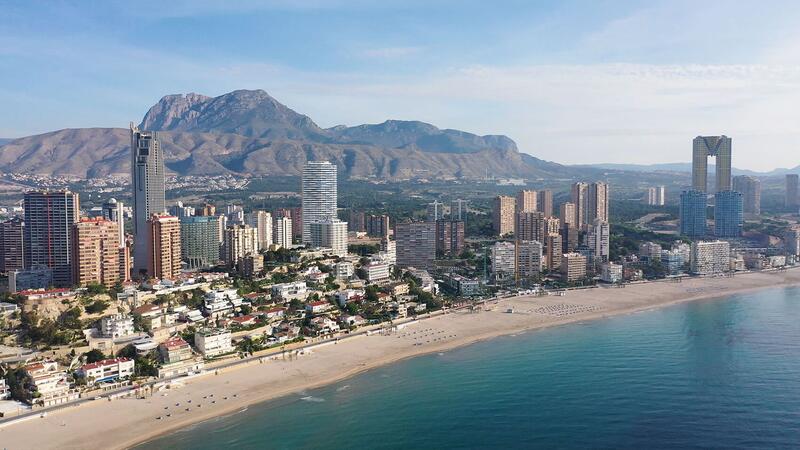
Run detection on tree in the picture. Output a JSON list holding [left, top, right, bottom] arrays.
[[85, 283, 107, 296], [85, 300, 109, 314], [83, 349, 106, 363]]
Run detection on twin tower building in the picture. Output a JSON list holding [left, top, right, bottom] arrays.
[[680, 136, 742, 238]]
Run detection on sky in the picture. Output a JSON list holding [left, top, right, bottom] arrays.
[[2, 0, 800, 171]]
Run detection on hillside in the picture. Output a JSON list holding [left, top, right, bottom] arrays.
[[0, 89, 570, 179]]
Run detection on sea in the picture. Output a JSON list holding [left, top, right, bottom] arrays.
[[136, 287, 800, 449]]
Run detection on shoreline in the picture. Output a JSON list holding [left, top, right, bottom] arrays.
[[3, 269, 800, 450]]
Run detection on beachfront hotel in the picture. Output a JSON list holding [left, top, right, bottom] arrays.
[[690, 241, 731, 275]]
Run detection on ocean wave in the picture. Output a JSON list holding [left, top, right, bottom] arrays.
[[300, 396, 325, 403]]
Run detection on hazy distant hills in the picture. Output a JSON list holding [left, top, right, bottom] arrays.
[[575, 162, 800, 177], [0, 89, 568, 179]]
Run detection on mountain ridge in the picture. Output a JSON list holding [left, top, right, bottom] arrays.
[[0, 89, 568, 179]]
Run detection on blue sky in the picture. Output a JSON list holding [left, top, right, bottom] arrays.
[[2, 0, 800, 170]]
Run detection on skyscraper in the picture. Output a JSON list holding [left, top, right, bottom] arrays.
[[245, 210, 272, 250], [147, 214, 181, 281], [222, 224, 259, 268], [559, 202, 576, 228], [23, 190, 80, 286], [786, 174, 799, 210], [516, 211, 545, 243], [365, 214, 390, 238], [273, 216, 292, 249], [680, 190, 707, 237], [570, 182, 589, 226], [644, 186, 666, 206], [0, 217, 24, 272], [302, 161, 338, 244], [516, 190, 537, 213], [180, 216, 220, 270], [692, 136, 732, 193], [493, 196, 516, 236], [516, 240, 543, 278], [537, 190, 553, 217], [732, 175, 761, 216], [71, 218, 120, 288], [309, 219, 349, 257], [714, 190, 743, 238], [586, 219, 610, 265], [395, 222, 436, 270], [131, 124, 166, 278], [101, 198, 126, 247], [588, 182, 609, 223], [435, 220, 465, 257]]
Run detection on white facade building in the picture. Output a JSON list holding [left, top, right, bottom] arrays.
[[492, 241, 516, 276], [245, 210, 273, 250], [99, 314, 135, 339], [690, 240, 731, 275], [273, 216, 292, 249], [194, 328, 234, 357], [78, 357, 135, 385], [271, 281, 308, 301], [600, 262, 623, 283], [365, 262, 391, 283], [302, 161, 338, 244], [310, 219, 348, 257]]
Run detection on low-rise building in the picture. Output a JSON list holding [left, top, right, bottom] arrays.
[[305, 300, 333, 314], [364, 262, 391, 283], [0, 379, 10, 400], [77, 358, 134, 385], [600, 263, 623, 283], [99, 314, 135, 339], [23, 360, 78, 406], [194, 328, 234, 357], [306, 316, 340, 335], [334, 289, 364, 307], [335, 261, 354, 279], [157, 336, 205, 378], [271, 281, 308, 301], [441, 274, 482, 296]]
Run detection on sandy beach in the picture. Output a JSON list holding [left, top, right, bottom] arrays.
[[3, 268, 800, 450]]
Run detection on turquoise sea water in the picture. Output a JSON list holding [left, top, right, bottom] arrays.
[[138, 287, 800, 449]]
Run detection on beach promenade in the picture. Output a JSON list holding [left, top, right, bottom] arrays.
[[2, 268, 800, 450]]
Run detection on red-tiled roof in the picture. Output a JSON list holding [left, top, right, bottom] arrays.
[[80, 357, 131, 371], [308, 301, 328, 307], [161, 336, 189, 349], [18, 288, 71, 296]]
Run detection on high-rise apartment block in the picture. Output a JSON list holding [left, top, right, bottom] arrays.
[[101, 198, 126, 246], [692, 136, 732, 193], [559, 202, 576, 228], [301, 161, 338, 244], [451, 199, 468, 222], [538, 190, 553, 217], [586, 219, 610, 264], [644, 186, 666, 206], [0, 217, 24, 272], [309, 219, 348, 257], [732, 176, 761, 216], [785, 228, 800, 256], [560, 252, 587, 282], [714, 190, 743, 238], [23, 190, 79, 286], [435, 220, 465, 257], [395, 222, 436, 270], [365, 214, 390, 238], [491, 241, 516, 278], [516, 211, 545, 243], [570, 182, 588, 226], [690, 240, 730, 275], [71, 218, 120, 288], [516, 190, 537, 213], [543, 233, 563, 271], [222, 224, 259, 268], [147, 214, 181, 281], [680, 190, 707, 237], [588, 182, 609, 224], [516, 240, 543, 278], [245, 210, 272, 250], [131, 124, 166, 278], [493, 196, 516, 236], [180, 216, 220, 270], [273, 216, 292, 249], [786, 174, 799, 210]]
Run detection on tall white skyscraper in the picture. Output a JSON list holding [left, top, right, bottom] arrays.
[[302, 161, 338, 244], [131, 123, 165, 278], [246, 210, 273, 250], [273, 216, 292, 249]]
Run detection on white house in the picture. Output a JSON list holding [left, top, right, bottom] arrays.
[[194, 328, 234, 357], [271, 281, 308, 301], [77, 358, 135, 385]]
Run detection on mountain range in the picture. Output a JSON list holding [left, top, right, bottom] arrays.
[[0, 89, 568, 180], [575, 162, 800, 177]]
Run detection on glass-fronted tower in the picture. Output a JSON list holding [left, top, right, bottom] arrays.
[[680, 190, 707, 237], [301, 161, 337, 244], [714, 190, 743, 238], [131, 123, 166, 278]]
